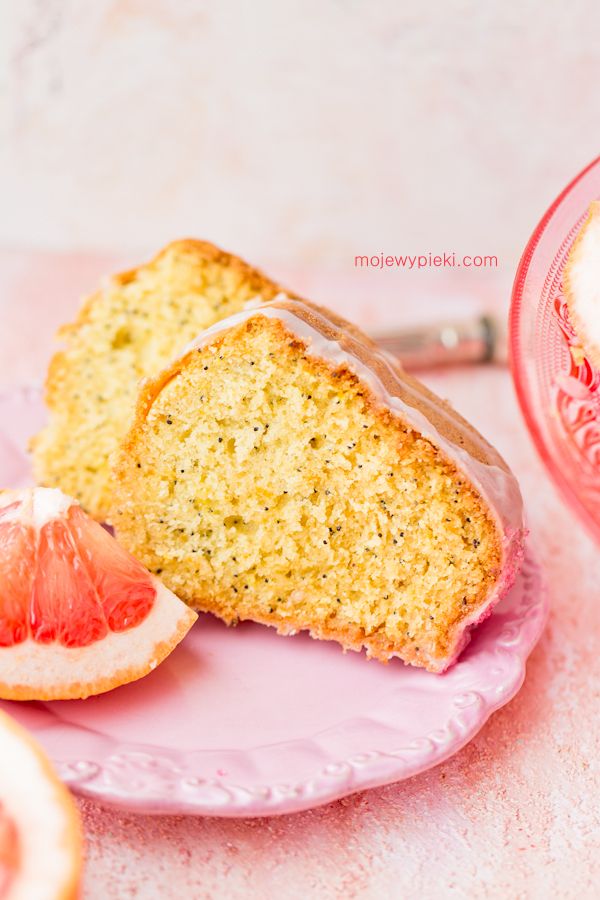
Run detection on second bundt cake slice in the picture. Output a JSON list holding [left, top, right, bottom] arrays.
[[32, 241, 288, 521]]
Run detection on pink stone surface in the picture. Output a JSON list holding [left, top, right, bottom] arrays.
[[0, 252, 599, 897]]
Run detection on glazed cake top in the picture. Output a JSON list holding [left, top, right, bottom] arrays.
[[179, 294, 524, 549]]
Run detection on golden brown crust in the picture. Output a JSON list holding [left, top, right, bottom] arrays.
[[112, 238, 290, 290], [563, 200, 600, 369]]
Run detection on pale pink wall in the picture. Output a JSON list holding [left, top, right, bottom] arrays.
[[1, 1, 599, 290]]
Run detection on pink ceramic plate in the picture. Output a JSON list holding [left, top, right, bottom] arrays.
[[510, 155, 600, 542], [0, 386, 547, 817]]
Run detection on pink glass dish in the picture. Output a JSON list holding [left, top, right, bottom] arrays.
[[0, 386, 547, 816], [510, 155, 600, 542]]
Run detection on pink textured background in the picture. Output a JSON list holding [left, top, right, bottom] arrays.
[[0, 251, 599, 898]]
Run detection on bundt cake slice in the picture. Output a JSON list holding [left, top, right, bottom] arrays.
[[31, 241, 288, 521], [110, 297, 524, 673]]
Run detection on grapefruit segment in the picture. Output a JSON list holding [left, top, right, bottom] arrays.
[[0, 487, 197, 700], [0, 709, 82, 900], [69, 506, 155, 632], [31, 516, 107, 647], [0, 521, 34, 647]]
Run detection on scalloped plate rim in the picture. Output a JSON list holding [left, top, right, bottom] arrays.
[[57, 555, 547, 816]]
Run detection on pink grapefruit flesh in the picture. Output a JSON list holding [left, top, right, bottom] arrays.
[[0, 488, 197, 700]]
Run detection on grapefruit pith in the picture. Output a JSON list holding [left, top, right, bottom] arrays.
[[0, 488, 197, 700], [0, 708, 82, 900]]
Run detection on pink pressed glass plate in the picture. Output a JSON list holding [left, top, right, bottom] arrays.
[[0, 387, 547, 817], [510, 155, 600, 542]]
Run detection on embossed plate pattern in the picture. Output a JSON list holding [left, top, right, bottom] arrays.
[[0, 387, 547, 816]]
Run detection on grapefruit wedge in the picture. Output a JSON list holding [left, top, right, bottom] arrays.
[[564, 200, 600, 368], [0, 487, 197, 700], [0, 708, 82, 900]]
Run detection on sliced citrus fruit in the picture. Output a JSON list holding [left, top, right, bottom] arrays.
[[0, 708, 81, 900], [564, 200, 600, 368], [0, 487, 197, 700]]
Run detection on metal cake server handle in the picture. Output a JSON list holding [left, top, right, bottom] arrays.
[[371, 315, 507, 370]]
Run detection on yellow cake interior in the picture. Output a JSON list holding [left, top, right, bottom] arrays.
[[32, 242, 282, 520], [111, 316, 501, 671]]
